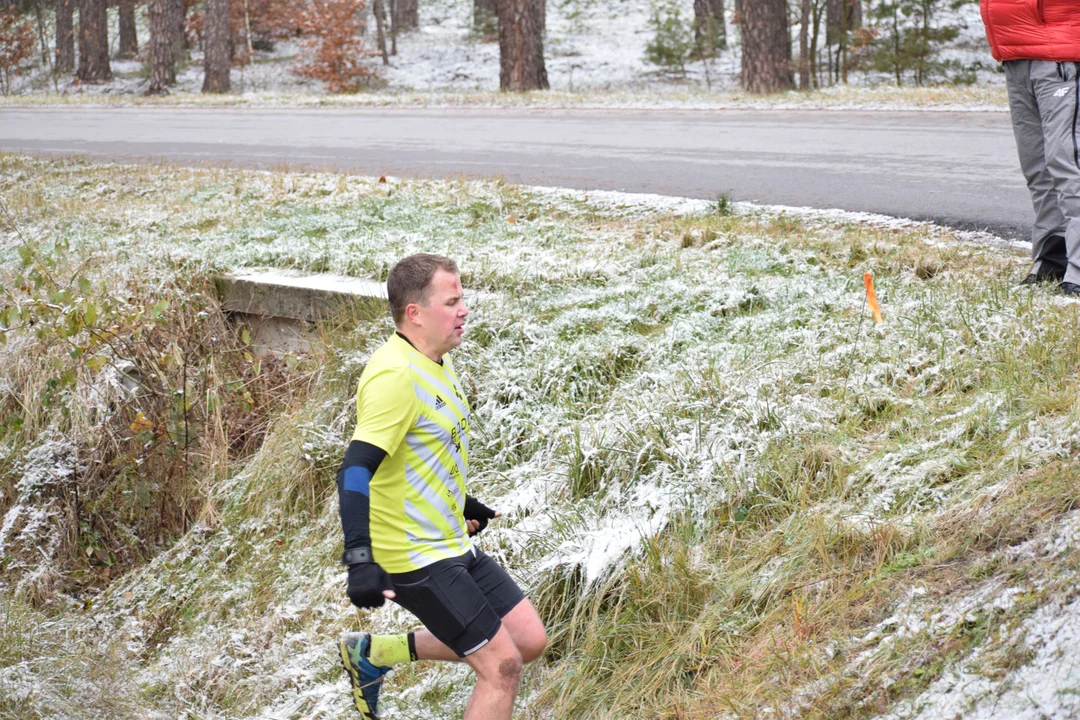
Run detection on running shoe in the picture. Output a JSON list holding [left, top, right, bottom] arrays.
[[339, 633, 392, 719]]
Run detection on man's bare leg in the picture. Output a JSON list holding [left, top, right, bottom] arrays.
[[412, 598, 547, 663], [406, 599, 547, 719], [462, 626, 522, 720]]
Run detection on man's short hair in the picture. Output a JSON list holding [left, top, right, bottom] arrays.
[[387, 253, 459, 324]]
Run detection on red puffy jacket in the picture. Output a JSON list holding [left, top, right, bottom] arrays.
[[982, 0, 1080, 62]]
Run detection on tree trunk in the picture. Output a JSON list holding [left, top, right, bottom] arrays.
[[397, 0, 417, 29], [117, 0, 138, 58], [739, 0, 790, 94], [34, 3, 49, 67], [372, 0, 389, 64], [202, 0, 229, 92], [826, 0, 860, 45], [170, 0, 185, 65], [76, 0, 111, 82], [147, 0, 174, 93], [496, 0, 547, 92], [798, 0, 809, 89], [693, 0, 725, 55], [55, 0, 75, 73], [826, 0, 860, 82], [473, 0, 497, 33], [389, 0, 397, 54]]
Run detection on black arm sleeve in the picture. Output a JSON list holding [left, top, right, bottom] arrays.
[[336, 440, 387, 551]]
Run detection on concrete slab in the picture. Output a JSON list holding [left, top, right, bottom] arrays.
[[235, 314, 313, 355], [215, 270, 388, 323]]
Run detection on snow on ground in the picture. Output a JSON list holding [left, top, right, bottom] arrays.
[[532, 185, 1030, 254], [876, 512, 1080, 720], [4, 159, 1079, 718], [903, 597, 1080, 720]]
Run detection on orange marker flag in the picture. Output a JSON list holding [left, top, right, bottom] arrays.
[[864, 272, 883, 324]]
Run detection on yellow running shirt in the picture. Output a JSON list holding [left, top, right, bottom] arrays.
[[352, 333, 473, 573]]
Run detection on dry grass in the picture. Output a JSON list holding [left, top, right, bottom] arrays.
[[0, 85, 1009, 111]]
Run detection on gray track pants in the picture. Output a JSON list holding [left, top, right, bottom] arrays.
[[1004, 59, 1080, 281]]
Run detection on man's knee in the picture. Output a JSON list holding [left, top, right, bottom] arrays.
[[517, 625, 547, 664], [469, 634, 523, 688], [481, 648, 521, 690], [498, 655, 523, 685], [503, 600, 547, 663]]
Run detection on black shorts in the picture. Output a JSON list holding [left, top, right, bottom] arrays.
[[389, 548, 526, 658]]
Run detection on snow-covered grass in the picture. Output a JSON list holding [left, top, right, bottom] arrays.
[[2, 0, 1006, 111], [2, 154, 1080, 719]]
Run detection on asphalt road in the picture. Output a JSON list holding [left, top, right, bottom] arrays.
[[0, 106, 1030, 240]]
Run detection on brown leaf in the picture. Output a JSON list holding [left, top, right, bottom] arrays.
[[129, 411, 153, 434]]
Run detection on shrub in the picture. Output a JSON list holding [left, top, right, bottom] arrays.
[[294, 0, 378, 92], [0, 227, 306, 601], [644, 1, 693, 79], [0, 8, 34, 96], [858, 0, 965, 86], [229, 0, 305, 65]]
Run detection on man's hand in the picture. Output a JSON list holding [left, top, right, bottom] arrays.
[[347, 562, 396, 608], [464, 496, 500, 536]]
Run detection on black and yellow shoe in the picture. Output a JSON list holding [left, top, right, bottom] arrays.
[[339, 633, 392, 719]]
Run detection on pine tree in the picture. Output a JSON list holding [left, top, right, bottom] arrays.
[[739, 0, 790, 94], [117, 0, 138, 58], [693, 0, 725, 56], [497, 0, 547, 91], [644, 2, 693, 78], [474, 0, 497, 36], [202, 0, 230, 92], [865, 0, 962, 86], [147, 0, 174, 93], [826, 0, 861, 83], [76, 0, 110, 82], [396, 0, 417, 29], [54, 0, 74, 73]]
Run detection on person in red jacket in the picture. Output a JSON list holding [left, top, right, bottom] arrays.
[[982, 0, 1080, 292]]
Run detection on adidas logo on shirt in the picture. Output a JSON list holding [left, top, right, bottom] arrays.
[[435, 395, 446, 410]]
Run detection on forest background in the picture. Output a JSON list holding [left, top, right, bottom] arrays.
[[0, 0, 996, 100]]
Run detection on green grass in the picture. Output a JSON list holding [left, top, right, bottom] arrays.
[[1, 154, 1078, 719]]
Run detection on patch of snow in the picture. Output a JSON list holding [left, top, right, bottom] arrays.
[[228, 268, 388, 298], [878, 594, 1080, 720]]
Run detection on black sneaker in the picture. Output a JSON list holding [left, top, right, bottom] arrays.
[[1059, 281, 1080, 297], [1020, 265, 1066, 285]]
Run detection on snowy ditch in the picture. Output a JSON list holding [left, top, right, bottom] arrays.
[[1, 157, 1079, 718]]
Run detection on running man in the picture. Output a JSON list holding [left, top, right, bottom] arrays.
[[335, 253, 547, 720]]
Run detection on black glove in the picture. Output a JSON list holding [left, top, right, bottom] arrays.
[[347, 562, 394, 609], [463, 495, 497, 536]]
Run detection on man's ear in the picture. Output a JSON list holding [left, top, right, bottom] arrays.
[[404, 302, 422, 326]]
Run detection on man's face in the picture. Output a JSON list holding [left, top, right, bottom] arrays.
[[414, 269, 469, 356]]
